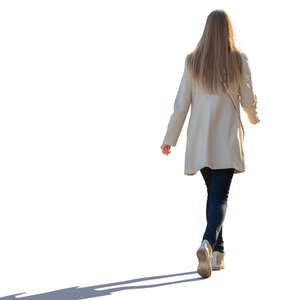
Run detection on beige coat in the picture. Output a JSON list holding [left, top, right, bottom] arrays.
[[162, 53, 260, 175]]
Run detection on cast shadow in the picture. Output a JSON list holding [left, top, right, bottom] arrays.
[[0, 270, 204, 299]]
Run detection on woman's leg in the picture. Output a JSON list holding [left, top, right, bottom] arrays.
[[214, 226, 224, 253], [200, 167, 224, 252], [200, 167, 234, 251]]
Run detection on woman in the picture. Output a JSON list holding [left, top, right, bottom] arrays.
[[160, 10, 260, 278]]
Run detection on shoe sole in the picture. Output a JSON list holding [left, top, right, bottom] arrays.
[[196, 248, 212, 278], [212, 265, 224, 271]]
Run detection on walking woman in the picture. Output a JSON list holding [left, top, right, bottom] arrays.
[[160, 10, 260, 278]]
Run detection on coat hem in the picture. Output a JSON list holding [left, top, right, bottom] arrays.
[[184, 165, 245, 176]]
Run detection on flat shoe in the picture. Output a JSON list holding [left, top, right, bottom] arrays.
[[211, 251, 225, 270], [196, 239, 213, 278]]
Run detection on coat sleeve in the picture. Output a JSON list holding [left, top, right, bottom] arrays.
[[162, 57, 192, 146], [239, 53, 260, 124]]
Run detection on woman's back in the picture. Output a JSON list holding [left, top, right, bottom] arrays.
[[162, 52, 260, 175]]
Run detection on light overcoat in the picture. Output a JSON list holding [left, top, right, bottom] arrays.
[[162, 52, 260, 175]]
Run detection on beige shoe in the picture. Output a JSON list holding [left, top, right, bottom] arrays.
[[196, 239, 213, 278], [211, 251, 225, 270]]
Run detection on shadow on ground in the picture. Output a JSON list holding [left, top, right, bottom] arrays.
[[0, 271, 204, 299]]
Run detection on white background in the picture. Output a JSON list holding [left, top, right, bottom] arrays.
[[0, 0, 299, 299]]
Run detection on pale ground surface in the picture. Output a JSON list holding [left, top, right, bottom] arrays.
[[1, 156, 299, 299]]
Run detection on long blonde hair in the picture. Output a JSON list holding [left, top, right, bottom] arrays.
[[186, 10, 243, 94]]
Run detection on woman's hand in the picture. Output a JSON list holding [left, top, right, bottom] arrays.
[[161, 144, 171, 155]]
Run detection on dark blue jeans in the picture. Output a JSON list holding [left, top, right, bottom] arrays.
[[200, 167, 235, 253]]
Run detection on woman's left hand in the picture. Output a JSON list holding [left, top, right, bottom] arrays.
[[161, 144, 171, 155]]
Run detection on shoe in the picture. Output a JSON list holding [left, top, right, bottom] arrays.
[[196, 239, 213, 278], [211, 251, 225, 270]]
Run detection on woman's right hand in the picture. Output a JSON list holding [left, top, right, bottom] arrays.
[[161, 144, 171, 155]]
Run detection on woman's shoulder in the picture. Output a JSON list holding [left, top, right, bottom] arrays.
[[239, 52, 251, 74], [240, 51, 249, 63]]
